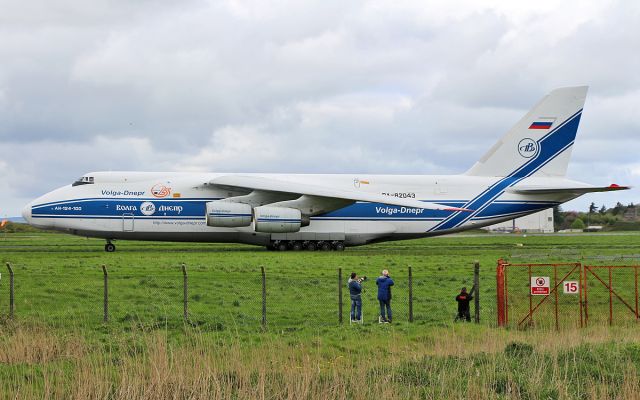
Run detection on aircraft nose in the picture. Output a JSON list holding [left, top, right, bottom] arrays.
[[22, 202, 32, 224]]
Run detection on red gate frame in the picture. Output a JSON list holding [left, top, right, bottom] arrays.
[[498, 260, 640, 329], [583, 265, 640, 326], [497, 259, 582, 329]]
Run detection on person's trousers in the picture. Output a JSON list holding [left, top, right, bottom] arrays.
[[456, 309, 471, 322], [379, 299, 392, 321], [350, 296, 362, 320]]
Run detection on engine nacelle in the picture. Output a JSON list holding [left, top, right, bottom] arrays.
[[254, 206, 302, 233], [206, 201, 252, 227]]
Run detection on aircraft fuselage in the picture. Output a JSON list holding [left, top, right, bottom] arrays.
[[23, 171, 578, 247]]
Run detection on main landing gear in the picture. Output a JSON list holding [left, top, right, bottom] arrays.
[[266, 240, 345, 251], [104, 241, 116, 252]]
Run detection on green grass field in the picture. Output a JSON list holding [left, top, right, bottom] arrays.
[[1, 232, 640, 399]]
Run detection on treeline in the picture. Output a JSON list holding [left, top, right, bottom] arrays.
[[554, 202, 638, 231], [0, 221, 53, 233]]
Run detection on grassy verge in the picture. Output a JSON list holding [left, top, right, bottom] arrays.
[[2, 321, 640, 399], [2, 232, 640, 398]]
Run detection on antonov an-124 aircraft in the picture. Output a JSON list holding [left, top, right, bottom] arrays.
[[23, 86, 628, 252]]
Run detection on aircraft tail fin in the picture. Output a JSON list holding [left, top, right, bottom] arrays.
[[465, 86, 588, 178]]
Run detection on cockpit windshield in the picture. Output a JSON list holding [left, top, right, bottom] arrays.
[[71, 176, 95, 186]]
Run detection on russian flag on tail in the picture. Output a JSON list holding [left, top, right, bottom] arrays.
[[529, 118, 555, 130]]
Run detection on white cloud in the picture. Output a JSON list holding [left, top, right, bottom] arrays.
[[0, 0, 638, 215]]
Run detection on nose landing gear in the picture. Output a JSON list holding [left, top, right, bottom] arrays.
[[104, 241, 116, 252]]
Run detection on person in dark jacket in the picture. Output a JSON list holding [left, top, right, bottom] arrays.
[[376, 269, 394, 323], [348, 272, 365, 322], [455, 287, 474, 322]]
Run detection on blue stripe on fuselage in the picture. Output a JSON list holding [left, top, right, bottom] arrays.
[[32, 199, 207, 218], [31, 198, 558, 223]]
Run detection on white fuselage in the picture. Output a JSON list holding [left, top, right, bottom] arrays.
[[23, 171, 580, 246]]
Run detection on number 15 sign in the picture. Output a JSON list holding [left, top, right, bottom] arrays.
[[563, 281, 580, 294]]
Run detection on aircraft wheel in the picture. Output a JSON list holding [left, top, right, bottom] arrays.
[[319, 242, 332, 251], [277, 242, 289, 251], [104, 243, 116, 252], [291, 241, 303, 251], [306, 242, 317, 251], [333, 242, 345, 251], [266, 243, 276, 251]]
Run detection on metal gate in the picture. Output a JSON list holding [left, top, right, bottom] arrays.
[[583, 265, 640, 326], [497, 259, 583, 330], [497, 260, 640, 329]]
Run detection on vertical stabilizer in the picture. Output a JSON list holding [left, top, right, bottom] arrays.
[[465, 86, 588, 177]]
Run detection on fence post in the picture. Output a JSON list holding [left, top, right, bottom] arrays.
[[182, 264, 188, 322], [338, 268, 343, 324], [408, 266, 414, 322], [102, 265, 108, 323], [496, 259, 506, 327], [635, 266, 638, 321], [6, 263, 14, 318], [473, 261, 480, 323], [609, 267, 613, 326], [554, 265, 559, 331], [261, 266, 267, 328]]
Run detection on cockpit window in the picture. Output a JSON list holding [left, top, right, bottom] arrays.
[[72, 176, 95, 186]]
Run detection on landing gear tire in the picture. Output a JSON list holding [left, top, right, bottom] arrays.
[[319, 241, 332, 251], [291, 241, 303, 251], [266, 243, 276, 251], [306, 242, 317, 251], [333, 241, 345, 251], [104, 243, 116, 252], [277, 242, 288, 251]]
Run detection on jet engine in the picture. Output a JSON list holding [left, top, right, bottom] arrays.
[[253, 206, 305, 233], [206, 201, 252, 227]]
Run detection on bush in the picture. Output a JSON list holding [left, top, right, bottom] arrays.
[[504, 341, 534, 357], [571, 218, 585, 230]]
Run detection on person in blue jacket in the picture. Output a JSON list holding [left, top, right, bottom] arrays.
[[348, 272, 366, 322], [376, 269, 394, 323]]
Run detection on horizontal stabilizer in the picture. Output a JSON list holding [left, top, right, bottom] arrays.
[[508, 183, 630, 195], [207, 175, 472, 212]]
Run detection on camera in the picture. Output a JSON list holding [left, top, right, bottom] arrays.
[[357, 276, 368, 283]]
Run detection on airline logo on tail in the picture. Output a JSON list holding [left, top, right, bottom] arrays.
[[517, 138, 538, 158]]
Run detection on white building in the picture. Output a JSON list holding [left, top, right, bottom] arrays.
[[483, 208, 554, 233]]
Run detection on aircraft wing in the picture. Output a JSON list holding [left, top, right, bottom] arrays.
[[206, 175, 471, 212], [508, 183, 630, 195]]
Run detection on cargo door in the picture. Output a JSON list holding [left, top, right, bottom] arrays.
[[122, 213, 134, 232]]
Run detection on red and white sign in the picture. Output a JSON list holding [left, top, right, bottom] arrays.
[[563, 281, 579, 294], [531, 276, 550, 295]]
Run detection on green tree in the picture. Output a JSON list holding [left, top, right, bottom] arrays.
[[589, 202, 597, 214], [599, 205, 607, 214], [571, 218, 585, 230], [612, 202, 624, 215], [553, 206, 564, 230]]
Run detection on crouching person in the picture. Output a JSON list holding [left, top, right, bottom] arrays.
[[455, 286, 474, 322]]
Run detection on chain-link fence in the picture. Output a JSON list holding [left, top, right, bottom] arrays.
[[0, 262, 482, 330]]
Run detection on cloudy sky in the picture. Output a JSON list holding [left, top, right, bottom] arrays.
[[1, 0, 638, 216]]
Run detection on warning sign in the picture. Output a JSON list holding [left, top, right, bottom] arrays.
[[531, 276, 550, 295]]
